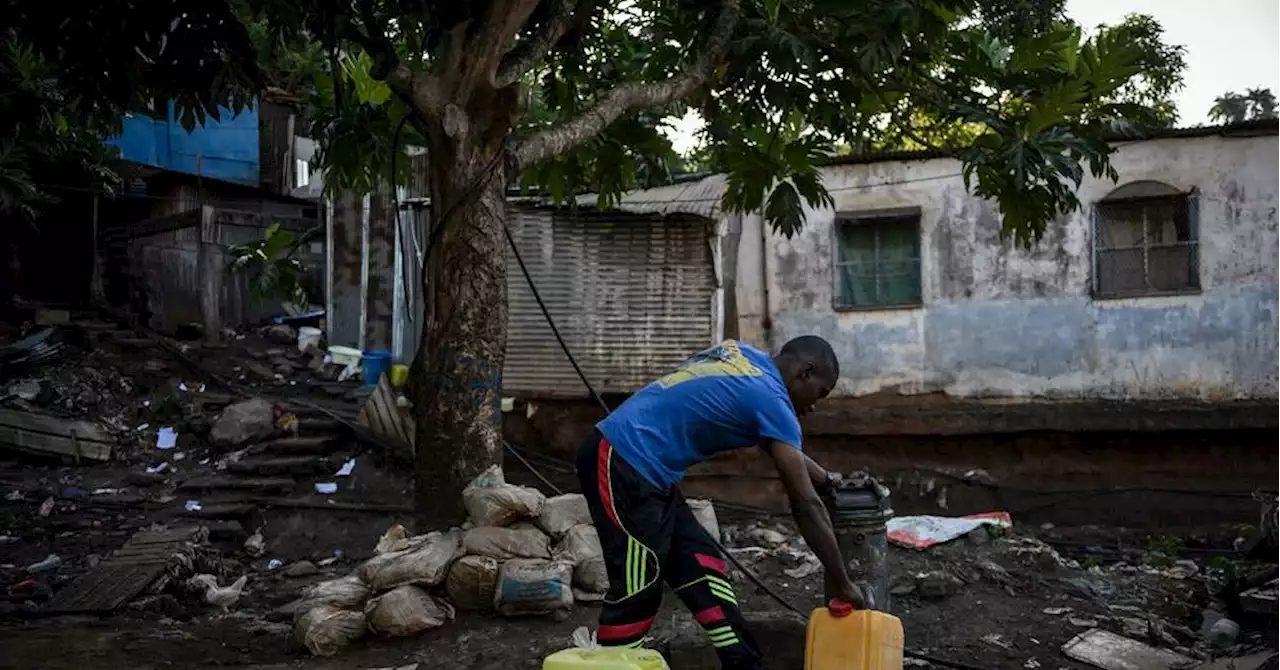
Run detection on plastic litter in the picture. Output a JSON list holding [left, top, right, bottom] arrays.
[[156, 426, 177, 450], [315, 482, 338, 494], [335, 459, 356, 477], [184, 500, 203, 512], [886, 512, 1012, 549]]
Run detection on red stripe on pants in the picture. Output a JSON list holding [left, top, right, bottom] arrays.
[[694, 606, 727, 625], [598, 616, 656, 641], [596, 438, 622, 529], [695, 552, 727, 575]]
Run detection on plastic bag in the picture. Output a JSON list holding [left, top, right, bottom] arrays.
[[462, 466, 545, 527], [359, 530, 460, 591], [555, 524, 608, 594], [688, 498, 721, 543], [294, 604, 367, 656], [446, 555, 501, 611], [536, 494, 591, 539], [365, 585, 454, 637], [494, 558, 575, 617], [296, 574, 372, 611], [462, 526, 552, 560]]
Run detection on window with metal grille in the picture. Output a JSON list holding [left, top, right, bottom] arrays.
[[1093, 189, 1200, 298], [834, 207, 923, 309]]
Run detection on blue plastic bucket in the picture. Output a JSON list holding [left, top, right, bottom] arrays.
[[362, 350, 393, 386]]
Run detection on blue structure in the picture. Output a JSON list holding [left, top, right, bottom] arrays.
[[107, 101, 261, 187]]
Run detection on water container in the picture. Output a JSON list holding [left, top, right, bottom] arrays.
[[542, 647, 670, 670], [805, 599, 904, 670], [362, 350, 393, 386]]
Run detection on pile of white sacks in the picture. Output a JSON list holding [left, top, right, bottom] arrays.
[[291, 465, 720, 657]]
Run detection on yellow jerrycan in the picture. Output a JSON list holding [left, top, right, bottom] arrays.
[[805, 599, 904, 670], [542, 647, 670, 670]]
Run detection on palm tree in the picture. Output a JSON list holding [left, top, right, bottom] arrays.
[[1246, 88, 1277, 120], [1209, 91, 1250, 124]]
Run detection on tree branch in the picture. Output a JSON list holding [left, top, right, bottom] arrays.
[[511, 0, 740, 169], [495, 0, 601, 89]]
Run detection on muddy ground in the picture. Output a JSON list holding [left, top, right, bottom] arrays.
[[0, 316, 1275, 669]]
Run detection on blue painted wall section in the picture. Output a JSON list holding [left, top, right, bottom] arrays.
[[107, 101, 260, 187]]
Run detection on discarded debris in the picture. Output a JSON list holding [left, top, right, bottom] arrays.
[[26, 554, 62, 574], [156, 426, 177, 450], [243, 530, 266, 558], [1061, 629, 1192, 670], [315, 482, 338, 494], [887, 512, 1013, 549]]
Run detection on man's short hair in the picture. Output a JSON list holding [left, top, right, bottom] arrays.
[[779, 335, 839, 379]]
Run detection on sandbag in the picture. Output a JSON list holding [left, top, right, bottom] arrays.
[[374, 524, 411, 555], [359, 530, 460, 591], [556, 524, 608, 594], [446, 555, 501, 611], [296, 574, 371, 611], [536, 494, 591, 538], [462, 465, 545, 527], [364, 585, 454, 637], [294, 604, 367, 657], [688, 498, 721, 542], [494, 558, 574, 617], [462, 526, 552, 560]]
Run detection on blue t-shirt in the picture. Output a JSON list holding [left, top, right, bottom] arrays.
[[597, 340, 803, 489]]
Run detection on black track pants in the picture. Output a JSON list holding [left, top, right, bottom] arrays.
[[576, 429, 762, 669]]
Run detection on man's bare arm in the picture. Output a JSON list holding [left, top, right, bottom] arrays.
[[764, 440, 865, 607]]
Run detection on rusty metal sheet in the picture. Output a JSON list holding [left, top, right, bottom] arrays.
[[503, 208, 717, 396]]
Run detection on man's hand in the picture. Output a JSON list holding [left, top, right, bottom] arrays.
[[801, 452, 841, 494], [828, 576, 869, 610]]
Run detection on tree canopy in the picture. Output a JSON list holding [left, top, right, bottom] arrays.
[[1209, 88, 1277, 125], [230, 0, 1183, 247]]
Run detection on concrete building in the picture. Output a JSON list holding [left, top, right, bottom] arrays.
[[509, 121, 1278, 523]]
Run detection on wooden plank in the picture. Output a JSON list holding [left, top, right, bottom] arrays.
[[0, 409, 113, 461], [357, 375, 414, 458], [45, 527, 204, 614], [178, 476, 296, 493]]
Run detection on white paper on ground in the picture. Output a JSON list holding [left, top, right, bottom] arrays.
[[156, 426, 177, 450]]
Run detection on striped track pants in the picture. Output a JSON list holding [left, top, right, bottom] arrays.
[[576, 430, 762, 669]]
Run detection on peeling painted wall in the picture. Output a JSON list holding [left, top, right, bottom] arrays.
[[741, 132, 1279, 400]]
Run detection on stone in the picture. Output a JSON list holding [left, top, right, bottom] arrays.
[[284, 561, 319, 578], [1203, 618, 1239, 647], [210, 398, 277, 448], [265, 325, 297, 345], [916, 571, 964, 599]]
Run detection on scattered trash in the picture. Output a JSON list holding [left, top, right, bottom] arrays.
[[335, 458, 356, 477], [184, 500, 203, 512], [38, 496, 55, 517], [155, 426, 177, 450], [887, 512, 1013, 549], [1043, 606, 1073, 615], [571, 625, 599, 649], [26, 554, 62, 574], [268, 559, 284, 570], [146, 462, 169, 474], [982, 633, 1012, 650], [1023, 658, 1040, 669], [244, 530, 266, 558], [1061, 629, 1192, 670], [315, 482, 338, 494]]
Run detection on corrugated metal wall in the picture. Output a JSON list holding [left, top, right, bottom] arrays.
[[503, 208, 718, 397]]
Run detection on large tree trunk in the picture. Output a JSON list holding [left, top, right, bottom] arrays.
[[408, 101, 514, 531]]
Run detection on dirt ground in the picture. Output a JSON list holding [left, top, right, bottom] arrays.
[[0, 315, 1276, 669]]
